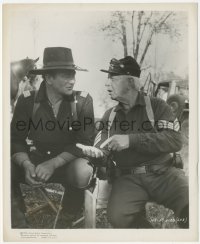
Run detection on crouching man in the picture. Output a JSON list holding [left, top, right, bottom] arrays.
[[77, 56, 189, 229], [11, 47, 95, 228]]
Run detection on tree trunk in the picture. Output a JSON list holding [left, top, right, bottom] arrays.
[[131, 11, 136, 58], [139, 12, 173, 66], [139, 31, 154, 66], [120, 15, 128, 57], [134, 11, 143, 60]]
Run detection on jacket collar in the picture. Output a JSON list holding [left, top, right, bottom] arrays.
[[35, 80, 75, 103], [114, 92, 145, 112]]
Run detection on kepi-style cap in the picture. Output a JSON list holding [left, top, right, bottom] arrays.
[[101, 56, 141, 78]]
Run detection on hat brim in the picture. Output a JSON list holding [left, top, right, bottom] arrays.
[[29, 66, 88, 75]]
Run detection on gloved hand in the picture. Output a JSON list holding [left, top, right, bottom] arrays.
[[76, 144, 104, 158]]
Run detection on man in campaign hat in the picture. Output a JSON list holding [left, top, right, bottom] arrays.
[[11, 47, 95, 228], [77, 56, 189, 228]]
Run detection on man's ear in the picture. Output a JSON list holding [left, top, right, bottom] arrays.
[[127, 76, 134, 89]]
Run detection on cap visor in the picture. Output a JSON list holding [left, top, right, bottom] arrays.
[[100, 69, 122, 75]]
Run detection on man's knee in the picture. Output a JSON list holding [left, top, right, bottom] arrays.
[[108, 206, 144, 228], [108, 205, 153, 228], [107, 200, 138, 228], [65, 158, 93, 188]]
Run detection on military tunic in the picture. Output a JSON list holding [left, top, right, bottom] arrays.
[[95, 92, 182, 167], [11, 81, 95, 224], [11, 81, 95, 159], [94, 92, 188, 228]]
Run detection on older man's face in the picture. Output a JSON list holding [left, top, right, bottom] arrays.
[[47, 70, 75, 95], [105, 75, 130, 101]]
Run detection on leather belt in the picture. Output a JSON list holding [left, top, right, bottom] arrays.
[[118, 159, 173, 175]]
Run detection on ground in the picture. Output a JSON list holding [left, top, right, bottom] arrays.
[[21, 181, 181, 229]]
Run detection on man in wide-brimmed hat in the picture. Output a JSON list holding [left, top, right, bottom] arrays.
[[77, 56, 189, 229], [11, 47, 95, 228]]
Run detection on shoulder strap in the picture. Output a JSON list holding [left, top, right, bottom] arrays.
[[71, 91, 90, 121], [108, 107, 116, 138], [32, 90, 40, 118], [107, 97, 155, 137], [70, 91, 78, 122], [144, 96, 155, 128]]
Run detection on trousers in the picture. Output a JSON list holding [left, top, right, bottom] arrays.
[[11, 154, 93, 228], [107, 166, 189, 228]]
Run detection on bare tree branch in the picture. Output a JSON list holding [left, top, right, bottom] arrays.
[[134, 11, 144, 59], [139, 12, 153, 45], [139, 29, 154, 66], [118, 13, 128, 57], [139, 12, 173, 66], [98, 10, 177, 66], [141, 65, 152, 71], [131, 11, 136, 57], [157, 12, 173, 30]]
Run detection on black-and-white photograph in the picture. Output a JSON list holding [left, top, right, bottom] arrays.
[[2, 3, 198, 242]]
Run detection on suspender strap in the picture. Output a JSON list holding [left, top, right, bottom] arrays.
[[32, 90, 40, 118], [108, 107, 116, 138], [144, 95, 155, 128], [107, 96, 155, 137], [70, 92, 78, 122]]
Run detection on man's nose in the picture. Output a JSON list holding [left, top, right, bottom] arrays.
[[67, 78, 75, 85], [105, 78, 111, 87]]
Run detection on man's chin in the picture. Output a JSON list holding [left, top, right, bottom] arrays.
[[64, 90, 73, 96], [109, 94, 117, 101]]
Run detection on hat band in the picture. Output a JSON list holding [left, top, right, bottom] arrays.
[[44, 61, 75, 68]]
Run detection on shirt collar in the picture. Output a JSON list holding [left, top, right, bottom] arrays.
[[35, 80, 75, 103], [114, 92, 146, 112]]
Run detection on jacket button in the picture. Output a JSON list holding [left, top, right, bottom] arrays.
[[69, 126, 72, 131], [47, 151, 51, 155]]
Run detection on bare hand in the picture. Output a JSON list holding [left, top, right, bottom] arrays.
[[23, 161, 42, 187], [100, 135, 129, 151], [35, 159, 56, 182], [76, 143, 104, 158]]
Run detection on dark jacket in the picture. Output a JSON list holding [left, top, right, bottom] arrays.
[[11, 81, 95, 158], [95, 92, 182, 168]]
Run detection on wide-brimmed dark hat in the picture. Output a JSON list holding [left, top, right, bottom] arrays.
[[100, 56, 141, 78], [29, 47, 88, 74]]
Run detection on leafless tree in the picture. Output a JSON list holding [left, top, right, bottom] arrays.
[[99, 11, 183, 67]]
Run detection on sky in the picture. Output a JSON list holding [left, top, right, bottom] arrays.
[[5, 4, 188, 117]]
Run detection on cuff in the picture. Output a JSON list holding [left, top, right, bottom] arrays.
[[129, 134, 141, 148], [58, 152, 77, 162], [11, 152, 30, 166], [64, 145, 84, 158]]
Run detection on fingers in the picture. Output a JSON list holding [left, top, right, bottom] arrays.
[[35, 166, 47, 182], [102, 136, 122, 152], [100, 136, 113, 149], [44, 174, 50, 182], [29, 166, 36, 178], [25, 171, 42, 186], [76, 143, 85, 150]]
